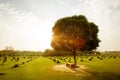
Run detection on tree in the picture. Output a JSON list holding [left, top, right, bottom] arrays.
[[51, 15, 100, 67], [5, 46, 14, 51]]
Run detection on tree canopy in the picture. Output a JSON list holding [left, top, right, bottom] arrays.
[[51, 15, 100, 51], [51, 15, 100, 67]]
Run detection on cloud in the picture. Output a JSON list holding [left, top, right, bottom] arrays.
[[0, 0, 120, 51], [0, 2, 41, 36], [0, 2, 52, 51], [71, 0, 120, 51]]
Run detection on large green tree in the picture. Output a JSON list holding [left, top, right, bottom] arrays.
[[51, 15, 100, 67]]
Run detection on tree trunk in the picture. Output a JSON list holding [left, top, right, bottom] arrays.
[[73, 48, 77, 68]]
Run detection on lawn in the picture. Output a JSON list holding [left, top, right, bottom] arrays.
[[0, 55, 120, 80]]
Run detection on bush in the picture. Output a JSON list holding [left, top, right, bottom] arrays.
[[56, 60, 60, 64], [113, 56, 117, 59], [80, 59, 84, 62], [16, 57, 20, 61], [100, 58, 103, 60], [2, 56, 7, 65], [89, 58, 92, 61], [21, 62, 25, 64], [12, 64, 19, 68], [26, 60, 29, 63], [0, 73, 5, 75], [53, 59, 56, 62], [68, 59, 71, 62], [63, 59, 66, 61], [60, 58, 62, 60]]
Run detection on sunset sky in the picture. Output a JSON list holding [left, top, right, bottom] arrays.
[[0, 0, 120, 51]]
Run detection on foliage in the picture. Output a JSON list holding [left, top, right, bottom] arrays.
[[43, 49, 70, 56], [51, 15, 100, 66], [51, 15, 100, 51]]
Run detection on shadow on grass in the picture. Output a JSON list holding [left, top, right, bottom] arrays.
[[0, 73, 5, 75], [91, 71, 120, 80]]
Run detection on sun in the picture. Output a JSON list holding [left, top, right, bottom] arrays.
[[24, 23, 53, 51], [12, 15, 53, 51], [38, 27, 53, 51]]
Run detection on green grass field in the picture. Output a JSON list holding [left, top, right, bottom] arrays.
[[0, 55, 120, 80]]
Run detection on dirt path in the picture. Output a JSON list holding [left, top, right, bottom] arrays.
[[53, 64, 92, 76]]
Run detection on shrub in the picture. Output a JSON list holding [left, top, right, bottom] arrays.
[[2, 56, 7, 65], [26, 60, 29, 63], [53, 59, 56, 62], [97, 56, 100, 59], [0, 73, 5, 75], [113, 56, 117, 59], [22, 62, 25, 64], [89, 58, 92, 61], [63, 59, 66, 61], [60, 58, 62, 60], [80, 59, 84, 62], [16, 57, 20, 61], [100, 58, 103, 60], [12, 56, 16, 60], [56, 60, 60, 64], [68, 59, 71, 62], [12, 64, 19, 68]]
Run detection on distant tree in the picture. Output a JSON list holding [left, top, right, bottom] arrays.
[[51, 15, 100, 67], [5, 46, 14, 51]]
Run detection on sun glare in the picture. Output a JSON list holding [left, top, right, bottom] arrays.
[[24, 23, 53, 51], [38, 28, 53, 51], [11, 10, 54, 51]]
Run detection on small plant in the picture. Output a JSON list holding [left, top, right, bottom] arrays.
[[108, 56, 112, 59], [63, 59, 66, 61], [113, 56, 117, 59], [16, 57, 20, 61], [80, 59, 84, 62], [97, 56, 100, 59], [88, 57, 94, 61], [100, 58, 103, 60], [2, 56, 7, 65], [21, 62, 25, 64], [56, 60, 60, 64], [12, 56, 16, 60], [12, 64, 19, 68], [26, 60, 29, 63], [53, 59, 56, 62], [0, 73, 5, 75], [60, 58, 62, 60], [68, 59, 71, 62], [89, 58, 92, 61]]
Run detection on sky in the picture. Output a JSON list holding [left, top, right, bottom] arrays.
[[0, 0, 120, 51]]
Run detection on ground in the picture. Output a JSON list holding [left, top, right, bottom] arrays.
[[53, 64, 91, 76], [0, 56, 120, 80]]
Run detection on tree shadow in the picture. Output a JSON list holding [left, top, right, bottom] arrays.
[[0, 73, 5, 76], [91, 71, 120, 80]]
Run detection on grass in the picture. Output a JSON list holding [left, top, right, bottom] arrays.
[[0, 57, 87, 80], [77, 57, 120, 80], [0, 55, 120, 80]]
